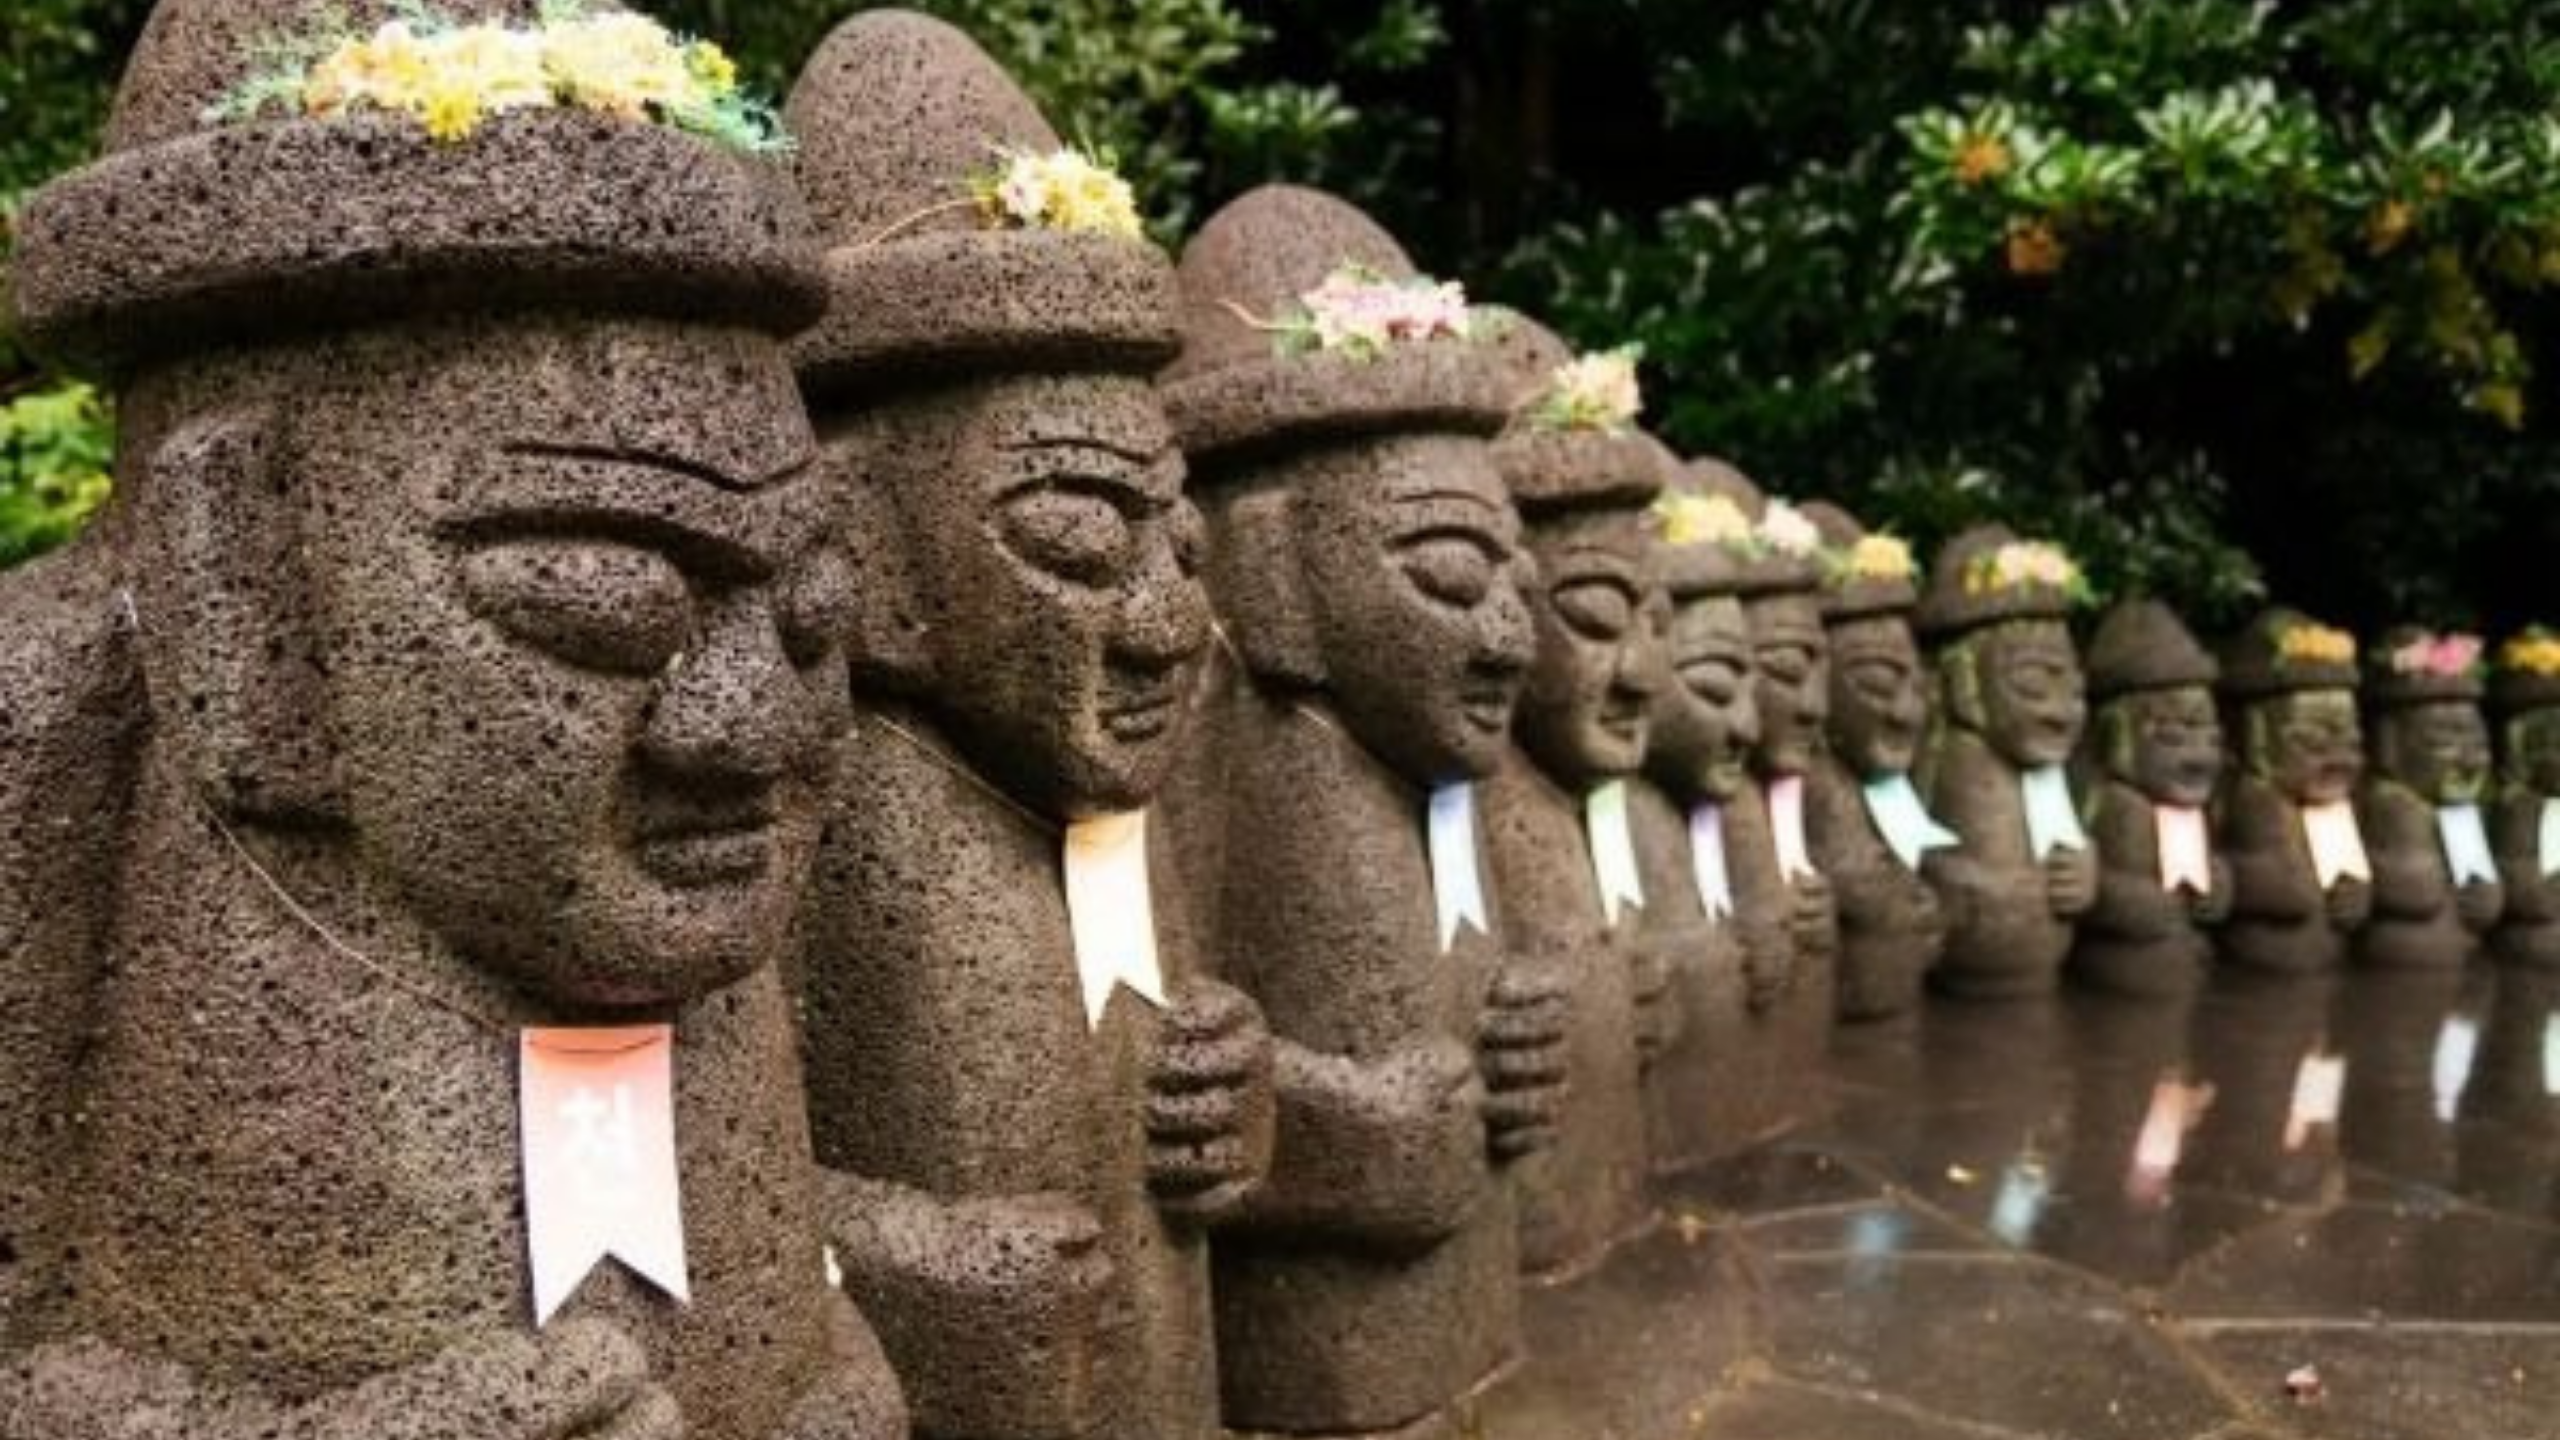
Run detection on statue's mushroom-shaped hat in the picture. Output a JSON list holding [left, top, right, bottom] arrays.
[[2217, 607, 2361, 699], [2086, 598, 2219, 702], [2364, 625, 2488, 708], [1482, 309, 1668, 516], [2491, 627, 2560, 716], [1161, 183, 1514, 466], [1680, 457, 1822, 600], [1802, 501, 1920, 622], [11, 0, 823, 379], [787, 9, 1177, 399], [1915, 524, 2085, 641]]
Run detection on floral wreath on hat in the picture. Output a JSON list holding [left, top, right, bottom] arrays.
[[2386, 630, 2484, 679], [1526, 345, 1642, 434], [1224, 261, 1481, 363], [1960, 539, 2091, 604], [2274, 618, 2357, 668], [1826, 532, 1918, 585], [2497, 627, 2560, 678]]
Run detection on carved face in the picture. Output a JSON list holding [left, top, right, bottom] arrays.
[[1517, 507, 1660, 785], [290, 320, 846, 1006], [2375, 699, 2493, 804], [1644, 590, 1757, 802], [2513, 709, 2560, 795], [1959, 619, 2087, 768], [855, 373, 1207, 819], [2244, 688, 2365, 803], [1292, 434, 1535, 784], [1825, 613, 1926, 778], [1746, 592, 1829, 778], [2102, 685, 2224, 807]]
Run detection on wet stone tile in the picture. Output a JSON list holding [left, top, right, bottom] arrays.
[[2164, 1202, 2560, 1323], [1687, 1373, 2046, 1438], [2183, 1323, 2560, 1440], [1658, 1146, 1893, 1217], [1760, 1253, 2237, 1440], [1736, 1200, 1987, 1258]]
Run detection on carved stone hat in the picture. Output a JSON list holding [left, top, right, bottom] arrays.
[[2217, 607, 2360, 699], [1682, 457, 1821, 600], [1482, 309, 1670, 515], [1160, 183, 1514, 467], [2364, 625, 2488, 707], [787, 10, 1177, 401], [1801, 501, 1920, 622], [1647, 445, 1754, 600], [1915, 524, 2083, 640], [2086, 598, 2219, 701], [11, 0, 824, 379], [2491, 628, 2560, 715]]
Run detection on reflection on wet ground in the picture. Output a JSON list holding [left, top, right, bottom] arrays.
[[1470, 960, 2560, 1439]]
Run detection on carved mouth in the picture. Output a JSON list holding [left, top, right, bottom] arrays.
[[1460, 680, 1517, 735], [1102, 687, 1182, 744], [634, 801, 778, 888]]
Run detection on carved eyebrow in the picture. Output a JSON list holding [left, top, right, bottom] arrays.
[[504, 440, 795, 494], [1001, 434, 1168, 466]]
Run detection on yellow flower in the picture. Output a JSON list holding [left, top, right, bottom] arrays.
[[2277, 623, 2356, 667], [1845, 533, 1915, 581], [2366, 199, 2415, 256], [2006, 218, 2065, 278], [1953, 133, 2011, 187], [686, 40, 739, 96], [420, 82, 484, 143], [544, 11, 697, 119], [2500, 631, 2560, 677], [434, 23, 551, 114], [984, 148, 1143, 238], [1655, 493, 1754, 549]]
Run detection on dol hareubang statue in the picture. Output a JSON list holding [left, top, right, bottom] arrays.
[[1156, 185, 1564, 1437], [2492, 629, 2560, 967], [1, 3, 903, 1437], [1800, 502, 1948, 1022], [1480, 314, 1673, 1279], [2072, 599, 2232, 997], [1914, 526, 2099, 998], [2355, 628, 2504, 967], [786, 15, 1273, 1440], [2215, 609, 2375, 973]]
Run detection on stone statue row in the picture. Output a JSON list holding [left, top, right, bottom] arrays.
[[2, 4, 2555, 1440]]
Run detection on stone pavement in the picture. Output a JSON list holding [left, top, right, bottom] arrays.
[[1468, 962, 2560, 1439]]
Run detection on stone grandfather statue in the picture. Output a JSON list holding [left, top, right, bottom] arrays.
[[2214, 608, 2374, 973], [1800, 502, 1948, 1022], [1913, 526, 2098, 998], [1479, 314, 1673, 1278], [2356, 627, 2504, 967], [2072, 599, 2232, 997], [1154, 185, 1567, 1438], [784, 15, 1274, 1440], [1, 2, 904, 1436], [2491, 628, 2560, 968]]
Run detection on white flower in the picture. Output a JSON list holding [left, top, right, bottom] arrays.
[[1759, 500, 1822, 557]]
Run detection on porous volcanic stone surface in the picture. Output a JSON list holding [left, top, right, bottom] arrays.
[[2356, 626, 2503, 970], [2489, 636, 2560, 968], [2218, 609, 2375, 974]]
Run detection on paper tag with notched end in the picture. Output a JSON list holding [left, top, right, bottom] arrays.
[[2155, 804, 2213, 895], [2299, 800, 2372, 889], [2020, 765, 2088, 860], [2436, 803, 2499, 887], [2283, 1049, 2348, 1152], [2541, 796, 2560, 879], [1688, 802, 1735, 922], [1065, 811, 1166, 1028], [1767, 775, 1819, 883], [521, 1025, 689, 1327], [1862, 772, 1958, 873], [1427, 783, 1490, 952], [1584, 780, 1644, 927]]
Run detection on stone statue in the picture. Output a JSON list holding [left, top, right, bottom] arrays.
[[786, 16, 1273, 1440], [2214, 609, 2374, 973], [1479, 315, 1673, 1278], [2490, 628, 2560, 968], [2073, 599, 2232, 997], [1155, 185, 1566, 1438], [1913, 526, 2099, 997], [1800, 502, 1948, 1022], [2355, 628, 2503, 967], [0, 3, 903, 1436], [1626, 473, 1769, 1170]]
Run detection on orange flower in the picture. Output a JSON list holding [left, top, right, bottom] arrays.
[[2006, 219, 2065, 277], [1954, 133, 2012, 187], [2366, 199, 2414, 256]]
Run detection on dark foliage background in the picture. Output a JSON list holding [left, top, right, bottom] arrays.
[[7, 0, 2555, 634]]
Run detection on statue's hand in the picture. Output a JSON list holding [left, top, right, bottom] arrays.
[[2328, 875, 2374, 928], [1742, 932, 1794, 1014], [1, 1321, 678, 1440], [1479, 960, 1569, 1160], [1629, 940, 1681, 1069], [2456, 878, 2506, 933], [1787, 871, 1837, 956], [2191, 856, 2236, 925], [2044, 846, 2098, 917], [1144, 977, 1277, 1222]]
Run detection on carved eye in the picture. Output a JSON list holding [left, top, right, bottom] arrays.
[[1847, 657, 1906, 699], [1399, 534, 1500, 607], [777, 549, 852, 672], [1678, 655, 1743, 703], [1002, 488, 1135, 587], [460, 539, 692, 676], [1552, 578, 1636, 641], [1757, 643, 1815, 684]]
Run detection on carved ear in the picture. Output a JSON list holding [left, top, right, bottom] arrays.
[[137, 405, 340, 822], [1207, 490, 1322, 687], [2098, 702, 2138, 780], [822, 446, 933, 694], [2241, 704, 2274, 780], [1939, 641, 1987, 732]]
